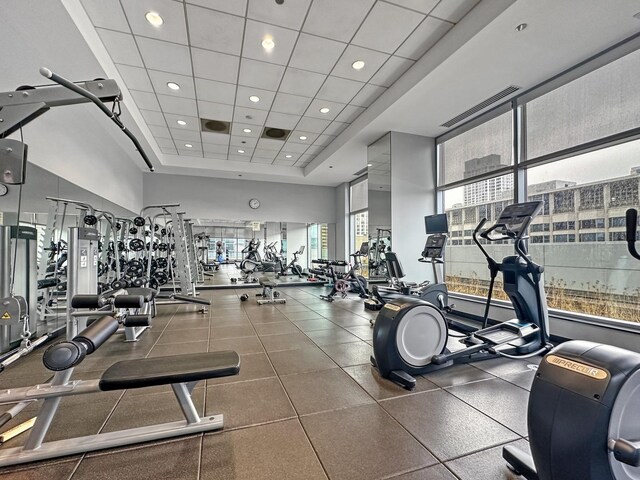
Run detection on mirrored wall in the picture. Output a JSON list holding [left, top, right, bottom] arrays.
[[367, 133, 392, 279]]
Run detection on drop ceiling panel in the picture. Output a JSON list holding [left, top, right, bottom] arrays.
[[266, 112, 302, 130], [197, 100, 234, 121], [136, 37, 192, 75], [116, 64, 153, 92], [395, 16, 453, 60], [289, 131, 319, 144], [274, 158, 297, 166], [231, 135, 258, 147], [160, 146, 178, 155], [164, 113, 200, 131], [386, 0, 439, 14], [351, 84, 386, 107], [247, 0, 311, 29], [233, 107, 269, 126], [186, 4, 245, 54], [235, 85, 276, 110], [314, 134, 336, 147], [186, 0, 247, 17], [121, 0, 188, 44], [80, 0, 129, 32], [238, 58, 285, 91], [369, 55, 414, 86], [317, 76, 364, 104], [229, 155, 251, 162], [331, 44, 390, 82], [281, 142, 308, 153], [296, 117, 331, 133], [139, 109, 166, 126], [195, 78, 237, 104], [230, 147, 253, 156], [203, 143, 229, 154], [334, 104, 366, 123], [352, 1, 425, 54], [271, 92, 313, 115], [323, 121, 350, 136], [157, 95, 198, 116], [304, 145, 325, 155], [191, 48, 240, 84], [430, 0, 479, 23], [242, 20, 299, 65], [252, 157, 275, 164], [202, 131, 230, 145], [305, 99, 345, 120], [171, 129, 201, 141], [149, 70, 196, 98], [257, 138, 285, 151], [204, 152, 229, 160], [178, 147, 204, 157], [96, 29, 143, 67], [230, 123, 260, 137], [253, 148, 278, 159], [303, 0, 375, 42], [288, 34, 346, 74], [128, 90, 161, 111], [279, 68, 326, 97]]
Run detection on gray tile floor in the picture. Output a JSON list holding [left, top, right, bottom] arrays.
[[0, 266, 537, 479]]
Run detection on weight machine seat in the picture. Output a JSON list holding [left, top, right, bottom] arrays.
[[125, 287, 157, 302], [259, 276, 277, 288], [99, 351, 240, 391]]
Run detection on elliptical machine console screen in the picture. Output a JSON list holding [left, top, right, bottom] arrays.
[[425, 213, 448, 234], [494, 201, 543, 237]]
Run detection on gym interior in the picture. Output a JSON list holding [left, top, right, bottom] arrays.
[[1, 1, 640, 479]]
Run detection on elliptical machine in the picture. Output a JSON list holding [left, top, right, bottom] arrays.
[[371, 201, 552, 389], [367, 214, 454, 314], [502, 207, 640, 480]]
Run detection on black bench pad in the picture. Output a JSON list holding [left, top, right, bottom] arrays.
[[99, 351, 240, 391], [125, 287, 157, 302], [259, 276, 277, 287]]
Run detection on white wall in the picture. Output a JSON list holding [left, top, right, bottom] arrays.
[[144, 173, 336, 224], [334, 183, 350, 260], [390, 132, 437, 282], [286, 223, 308, 269]]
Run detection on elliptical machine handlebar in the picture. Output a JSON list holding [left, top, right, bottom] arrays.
[[626, 208, 640, 260]]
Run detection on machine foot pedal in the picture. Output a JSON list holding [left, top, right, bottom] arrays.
[[389, 370, 416, 390]]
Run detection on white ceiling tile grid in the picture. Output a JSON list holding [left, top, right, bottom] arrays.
[[82, 0, 478, 165]]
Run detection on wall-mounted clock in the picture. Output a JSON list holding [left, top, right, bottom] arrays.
[[0, 184, 7, 196], [249, 198, 260, 209]]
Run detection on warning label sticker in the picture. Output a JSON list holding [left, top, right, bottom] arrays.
[[1, 312, 11, 320]]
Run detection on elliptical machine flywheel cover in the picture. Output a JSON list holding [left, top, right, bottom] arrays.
[[373, 297, 448, 374]]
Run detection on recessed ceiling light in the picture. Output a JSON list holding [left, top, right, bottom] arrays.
[[184, 143, 193, 148], [238, 174, 242, 177], [367, 163, 372, 167], [176, 120, 187, 126], [167, 82, 180, 91], [261, 37, 275, 51], [352, 60, 365, 70], [285, 154, 292, 158], [145, 11, 163, 27], [249, 95, 260, 103], [243, 128, 252, 133], [238, 149, 245, 154], [299, 135, 307, 140], [329, 166, 333, 168], [515, 23, 527, 31], [319, 107, 330, 114]]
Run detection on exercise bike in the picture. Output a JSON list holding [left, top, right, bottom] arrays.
[[320, 243, 369, 302], [366, 216, 454, 315], [371, 201, 553, 389], [502, 207, 640, 480], [275, 246, 305, 278]]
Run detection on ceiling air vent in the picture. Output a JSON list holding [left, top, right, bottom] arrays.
[[353, 167, 368, 176], [261, 127, 291, 141], [440, 85, 520, 128], [200, 118, 230, 134]]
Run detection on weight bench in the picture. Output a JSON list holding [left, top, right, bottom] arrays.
[[0, 309, 240, 467], [257, 276, 286, 305]]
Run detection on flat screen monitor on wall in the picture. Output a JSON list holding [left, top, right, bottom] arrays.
[[425, 213, 448, 234]]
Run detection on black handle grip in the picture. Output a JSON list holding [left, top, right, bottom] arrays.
[[73, 315, 119, 355], [626, 209, 640, 260], [113, 295, 144, 309], [123, 315, 151, 327]]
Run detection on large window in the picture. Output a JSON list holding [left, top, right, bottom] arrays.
[[350, 177, 368, 270], [437, 41, 640, 325]]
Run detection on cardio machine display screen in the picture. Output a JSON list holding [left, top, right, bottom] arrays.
[[425, 214, 448, 234]]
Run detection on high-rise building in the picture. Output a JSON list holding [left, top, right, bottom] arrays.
[[462, 154, 514, 205]]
